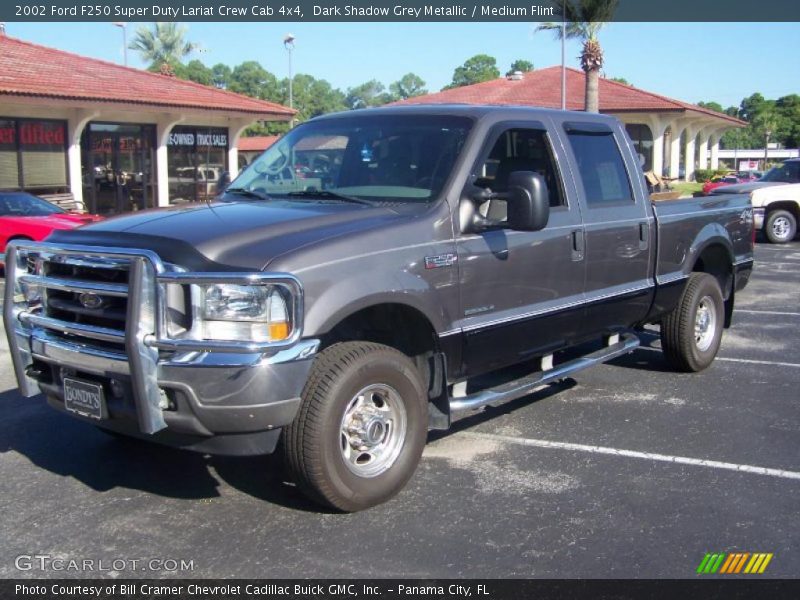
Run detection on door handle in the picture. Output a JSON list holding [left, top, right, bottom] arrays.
[[571, 229, 585, 261], [639, 222, 650, 250]]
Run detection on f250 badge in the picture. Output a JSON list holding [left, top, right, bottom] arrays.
[[425, 253, 457, 269]]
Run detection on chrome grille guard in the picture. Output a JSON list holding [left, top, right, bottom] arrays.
[[3, 240, 303, 435]]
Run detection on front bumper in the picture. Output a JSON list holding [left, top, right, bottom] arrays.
[[28, 333, 318, 455], [3, 241, 317, 456]]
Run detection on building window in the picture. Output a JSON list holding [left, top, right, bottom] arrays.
[[0, 118, 68, 194], [80, 123, 157, 215], [0, 119, 20, 190], [624, 124, 654, 172], [167, 126, 229, 204]]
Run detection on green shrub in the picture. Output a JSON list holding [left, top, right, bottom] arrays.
[[694, 168, 715, 182]]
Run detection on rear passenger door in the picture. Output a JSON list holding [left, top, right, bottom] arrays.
[[456, 121, 585, 376], [559, 120, 654, 334]]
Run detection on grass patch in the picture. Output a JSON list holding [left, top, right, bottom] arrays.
[[671, 182, 703, 197]]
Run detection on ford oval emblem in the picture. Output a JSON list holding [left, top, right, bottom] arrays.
[[78, 293, 105, 310]]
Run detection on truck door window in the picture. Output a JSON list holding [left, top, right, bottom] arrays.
[[475, 129, 564, 213], [566, 130, 634, 206]]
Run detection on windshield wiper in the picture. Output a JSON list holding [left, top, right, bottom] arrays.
[[224, 187, 271, 201], [286, 190, 375, 206]]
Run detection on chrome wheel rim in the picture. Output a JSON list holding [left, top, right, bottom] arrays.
[[694, 296, 717, 352], [771, 216, 791, 240], [340, 384, 407, 478]]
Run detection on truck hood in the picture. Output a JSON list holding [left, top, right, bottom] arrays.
[[710, 181, 782, 195], [749, 182, 800, 205], [47, 199, 412, 271]]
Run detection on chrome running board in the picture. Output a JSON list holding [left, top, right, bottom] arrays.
[[449, 333, 640, 413]]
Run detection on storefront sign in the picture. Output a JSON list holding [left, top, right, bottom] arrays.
[[0, 121, 66, 147], [168, 128, 228, 148]]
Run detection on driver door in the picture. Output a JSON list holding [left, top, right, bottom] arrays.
[[455, 121, 586, 377]]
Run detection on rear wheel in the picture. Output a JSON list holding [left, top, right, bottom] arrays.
[[661, 273, 724, 372], [283, 342, 427, 512], [765, 209, 797, 244]]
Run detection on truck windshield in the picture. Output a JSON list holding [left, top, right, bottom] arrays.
[[230, 114, 473, 203], [759, 161, 800, 183]]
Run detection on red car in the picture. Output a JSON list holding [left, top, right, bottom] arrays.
[[702, 172, 762, 195], [0, 191, 103, 257], [702, 175, 740, 196]]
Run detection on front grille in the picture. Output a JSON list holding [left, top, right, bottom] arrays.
[[21, 254, 132, 352], [42, 259, 129, 332]]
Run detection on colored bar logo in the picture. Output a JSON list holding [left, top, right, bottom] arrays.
[[697, 552, 773, 574]]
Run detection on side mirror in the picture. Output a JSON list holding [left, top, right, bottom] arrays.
[[506, 171, 549, 232]]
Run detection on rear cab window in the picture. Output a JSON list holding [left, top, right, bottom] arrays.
[[563, 122, 634, 207]]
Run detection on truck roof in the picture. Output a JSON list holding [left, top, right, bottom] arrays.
[[309, 104, 622, 124]]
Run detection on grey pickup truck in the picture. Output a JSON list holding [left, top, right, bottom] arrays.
[[4, 106, 754, 511]]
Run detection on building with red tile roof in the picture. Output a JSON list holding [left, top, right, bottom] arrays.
[[0, 34, 294, 211], [237, 136, 281, 152], [395, 67, 745, 180]]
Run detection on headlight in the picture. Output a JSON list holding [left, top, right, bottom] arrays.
[[202, 284, 271, 321], [198, 283, 294, 342]]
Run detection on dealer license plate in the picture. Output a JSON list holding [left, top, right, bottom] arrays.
[[63, 377, 105, 420]]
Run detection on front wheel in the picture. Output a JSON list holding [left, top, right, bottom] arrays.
[[283, 342, 427, 512], [765, 209, 797, 244], [661, 273, 724, 372]]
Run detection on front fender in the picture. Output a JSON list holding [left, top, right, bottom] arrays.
[[303, 268, 454, 337]]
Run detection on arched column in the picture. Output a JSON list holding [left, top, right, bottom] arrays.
[[226, 118, 255, 180], [646, 115, 668, 177], [696, 124, 719, 171], [697, 134, 709, 171], [67, 109, 100, 208], [156, 115, 186, 207], [709, 127, 730, 170], [683, 124, 699, 182], [666, 119, 690, 180]]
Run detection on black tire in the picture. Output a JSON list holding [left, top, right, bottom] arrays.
[[283, 341, 427, 512], [764, 209, 797, 244], [661, 273, 724, 372]]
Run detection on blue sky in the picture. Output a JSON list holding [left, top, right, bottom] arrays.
[[7, 21, 799, 107]]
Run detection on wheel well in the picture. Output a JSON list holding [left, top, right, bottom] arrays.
[[765, 201, 799, 221], [321, 303, 438, 358], [8, 235, 33, 241], [693, 244, 733, 301], [320, 304, 448, 428]]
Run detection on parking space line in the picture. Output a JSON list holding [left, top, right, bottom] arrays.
[[716, 357, 800, 368], [462, 431, 800, 481], [633, 346, 800, 368], [735, 309, 800, 317]]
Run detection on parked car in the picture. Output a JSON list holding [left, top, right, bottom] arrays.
[[4, 107, 754, 511], [0, 191, 102, 257], [702, 171, 762, 195], [702, 175, 740, 195], [712, 158, 800, 196], [745, 183, 800, 244], [169, 164, 226, 202]]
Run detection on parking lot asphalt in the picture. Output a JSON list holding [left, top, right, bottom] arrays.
[[0, 240, 798, 579]]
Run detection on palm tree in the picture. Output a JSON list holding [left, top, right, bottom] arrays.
[[128, 23, 198, 69], [537, 0, 619, 113]]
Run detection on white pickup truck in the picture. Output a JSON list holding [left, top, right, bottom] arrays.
[[747, 183, 800, 244], [712, 159, 800, 244]]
